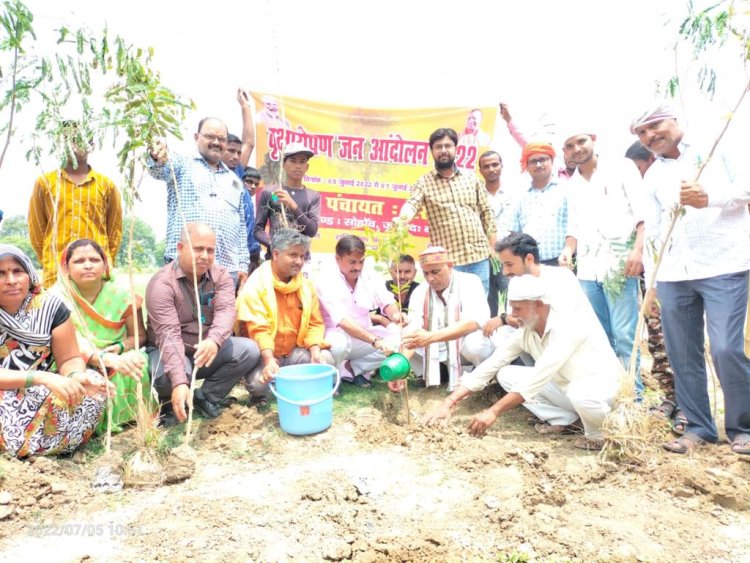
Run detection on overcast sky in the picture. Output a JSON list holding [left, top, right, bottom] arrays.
[[2, 0, 747, 239]]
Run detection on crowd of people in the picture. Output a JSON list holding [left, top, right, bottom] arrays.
[[0, 96, 748, 460]]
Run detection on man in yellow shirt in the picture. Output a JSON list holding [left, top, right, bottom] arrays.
[[237, 229, 333, 402], [28, 122, 122, 288]]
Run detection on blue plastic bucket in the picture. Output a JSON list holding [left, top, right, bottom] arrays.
[[269, 363, 340, 436]]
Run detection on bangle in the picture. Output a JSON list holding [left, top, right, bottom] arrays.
[[67, 370, 84, 379], [372, 336, 383, 346], [115, 341, 125, 354], [24, 371, 35, 388]]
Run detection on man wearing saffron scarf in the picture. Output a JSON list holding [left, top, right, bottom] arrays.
[[401, 247, 494, 389], [237, 229, 333, 400], [510, 142, 570, 266]]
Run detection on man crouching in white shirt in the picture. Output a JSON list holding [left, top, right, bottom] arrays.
[[423, 274, 622, 451]]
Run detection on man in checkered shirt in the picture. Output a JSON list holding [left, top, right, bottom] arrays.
[[148, 117, 250, 289], [399, 127, 496, 297]]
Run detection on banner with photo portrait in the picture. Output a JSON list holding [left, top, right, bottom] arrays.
[[251, 93, 497, 255]]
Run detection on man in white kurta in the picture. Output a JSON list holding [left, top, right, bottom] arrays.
[[316, 235, 403, 387], [403, 247, 494, 389], [424, 275, 622, 449]]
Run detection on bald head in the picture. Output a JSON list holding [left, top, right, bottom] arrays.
[[177, 222, 216, 277]]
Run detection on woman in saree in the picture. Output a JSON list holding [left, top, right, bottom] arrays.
[[56, 239, 150, 433], [0, 244, 113, 457]]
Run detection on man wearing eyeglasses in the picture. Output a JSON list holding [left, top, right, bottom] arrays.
[[148, 115, 250, 288], [398, 128, 496, 297], [510, 142, 569, 267]]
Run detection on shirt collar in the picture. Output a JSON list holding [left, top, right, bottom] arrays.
[[655, 135, 690, 162], [192, 151, 231, 173], [173, 260, 213, 284], [429, 166, 463, 180], [60, 166, 95, 184], [527, 179, 557, 192]]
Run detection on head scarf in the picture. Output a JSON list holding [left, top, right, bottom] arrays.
[[630, 103, 679, 134], [0, 244, 63, 352], [507, 274, 547, 303], [520, 142, 556, 172], [0, 244, 40, 290]]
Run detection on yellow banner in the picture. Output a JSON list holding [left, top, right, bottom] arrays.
[[252, 93, 497, 255]]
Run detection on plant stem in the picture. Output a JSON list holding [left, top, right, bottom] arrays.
[[0, 45, 19, 170]]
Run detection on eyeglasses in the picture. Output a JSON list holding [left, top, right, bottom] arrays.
[[432, 143, 455, 152], [528, 156, 551, 166], [200, 133, 228, 144]]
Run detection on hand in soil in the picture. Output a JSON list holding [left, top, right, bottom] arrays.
[[171, 384, 190, 422], [421, 402, 453, 426], [468, 409, 498, 437]]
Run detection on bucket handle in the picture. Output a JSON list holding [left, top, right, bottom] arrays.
[[268, 368, 341, 407]]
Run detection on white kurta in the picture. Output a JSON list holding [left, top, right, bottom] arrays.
[[462, 307, 622, 437]]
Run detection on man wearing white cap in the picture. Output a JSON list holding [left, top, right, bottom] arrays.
[[631, 104, 750, 456], [559, 128, 646, 392], [424, 274, 622, 451], [254, 142, 322, 258], [400, 246, 495, 389]]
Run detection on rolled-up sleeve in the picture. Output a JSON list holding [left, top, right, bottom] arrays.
[[512, 327, 586, 400], [400, 177, 426, 221], [461, 332, 523, 392]]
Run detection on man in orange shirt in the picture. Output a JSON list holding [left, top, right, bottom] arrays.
[[28, 121, 122, 288], [237, 229, 333, 401]]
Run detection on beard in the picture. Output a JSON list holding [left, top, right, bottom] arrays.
[[435, 156, 455, 171]]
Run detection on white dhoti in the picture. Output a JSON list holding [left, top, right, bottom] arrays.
[[325, 324, 401, 381], [497, 365, 617, 439]]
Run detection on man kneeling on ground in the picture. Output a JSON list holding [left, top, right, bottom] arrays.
[[423, 274, 622, 451], [237, 229, 334, 401], [146, 223, 260, 425]]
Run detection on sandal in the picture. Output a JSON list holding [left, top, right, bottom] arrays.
[[573, 436, 605, 451], [662, 432, 707, 454], [730, 433, 750, 456], [650, 399, 676, 420], [671, 408, 688, 435], [534, 421, 583, 435]]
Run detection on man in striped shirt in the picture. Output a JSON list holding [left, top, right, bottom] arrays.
[[29, 121, 122, 288], [632, 104, 750, 456]]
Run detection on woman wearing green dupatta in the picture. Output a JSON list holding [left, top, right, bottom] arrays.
[[56, 239, 151, 433]]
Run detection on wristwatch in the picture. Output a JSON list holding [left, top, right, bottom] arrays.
[[500, 313, 507, 325]]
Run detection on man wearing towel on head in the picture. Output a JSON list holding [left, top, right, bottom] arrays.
[[424, 274, 622, 451], [398, 246, 495, 390], [631, 104, 750, 456]]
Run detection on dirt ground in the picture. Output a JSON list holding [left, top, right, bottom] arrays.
[[0, 383, 749, 563]]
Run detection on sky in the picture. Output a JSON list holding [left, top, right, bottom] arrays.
[[1, 0, 747, 240]]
